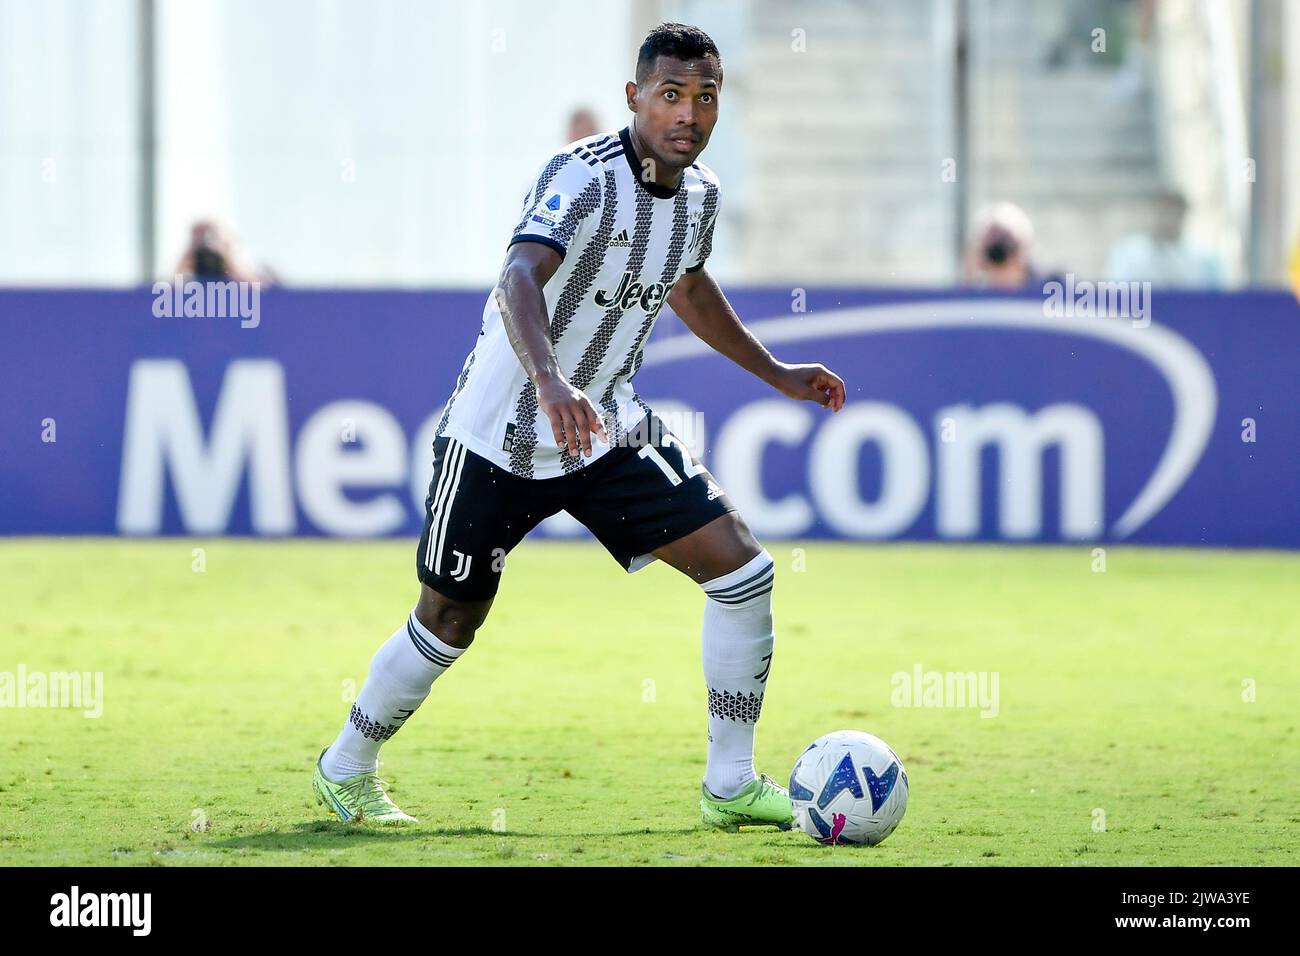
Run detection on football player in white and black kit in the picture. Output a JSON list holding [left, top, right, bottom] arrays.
[[313, 22, 845, 830]]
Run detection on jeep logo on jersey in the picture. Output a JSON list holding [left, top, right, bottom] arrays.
[[594, 271, 672, 318]]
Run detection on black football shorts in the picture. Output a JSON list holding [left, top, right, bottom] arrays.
[[415, 413, 736, 601]]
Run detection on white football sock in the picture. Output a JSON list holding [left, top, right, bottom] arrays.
[[320, 610, 466, 781], [700, 549, 776, 799]]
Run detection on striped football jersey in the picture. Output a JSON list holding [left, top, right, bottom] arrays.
[[435, 126, 721, 479]]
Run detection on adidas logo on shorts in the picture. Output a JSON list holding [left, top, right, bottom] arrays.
[[706, 480, 724, 501]]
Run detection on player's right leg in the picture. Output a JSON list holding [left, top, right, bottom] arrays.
[[312, 584, 488, 824], [313, 435, 558, 824]]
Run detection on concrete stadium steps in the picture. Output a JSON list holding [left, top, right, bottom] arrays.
[[741, 0, 950, 283], [968, 35, 1164, 278], [735, 1, 1162, 283]]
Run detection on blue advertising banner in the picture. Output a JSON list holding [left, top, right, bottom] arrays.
[[1, 288, 1296, 547]]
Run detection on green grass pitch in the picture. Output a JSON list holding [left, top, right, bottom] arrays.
[[1, 538, 1296, 866]]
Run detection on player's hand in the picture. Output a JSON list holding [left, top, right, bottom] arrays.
[[772, 362, 846, 411], [536, 374, 608, 457]]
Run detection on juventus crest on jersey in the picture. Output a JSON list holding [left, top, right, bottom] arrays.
[[435, 126, 721, 480]]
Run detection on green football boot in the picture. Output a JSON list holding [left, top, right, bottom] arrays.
[[700, 773, 794, 831], [312, 749, 417, 825]]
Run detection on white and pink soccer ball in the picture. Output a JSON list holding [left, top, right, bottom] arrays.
[[789, 730, 909, 846]]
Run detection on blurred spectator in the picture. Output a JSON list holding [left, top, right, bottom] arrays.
[[1043, 0, 1154, 102], [565, 107, 601, 144], [962, 202, 1044, 290], [1045, 0, 1151, 68], [173, 219, 270, 284], [1105, 191, 1224, 288]]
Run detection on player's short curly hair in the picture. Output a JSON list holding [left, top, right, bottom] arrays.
[[636, 22, 721, 83]]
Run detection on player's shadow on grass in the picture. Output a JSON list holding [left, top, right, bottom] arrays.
[[211, 822, 702, 851], [211, 822, 485, 850]]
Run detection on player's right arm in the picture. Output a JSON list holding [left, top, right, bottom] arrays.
[[496, 242, 606, 459], [498, 152, 609, 458]]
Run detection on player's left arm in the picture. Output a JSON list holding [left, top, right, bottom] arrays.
[[667, 267, 845, 411]]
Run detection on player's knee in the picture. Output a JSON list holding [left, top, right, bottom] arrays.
[[414, 588, 490, 649], [701, 548, 775, 610]]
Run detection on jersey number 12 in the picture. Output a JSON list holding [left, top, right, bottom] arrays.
[[637, 434, 705, 487]]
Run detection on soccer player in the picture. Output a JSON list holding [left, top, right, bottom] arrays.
[[313, 22, 845, 830]]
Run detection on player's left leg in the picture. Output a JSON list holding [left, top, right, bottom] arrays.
[[564, 413, 791, 829], [652, 513, 792, 830]]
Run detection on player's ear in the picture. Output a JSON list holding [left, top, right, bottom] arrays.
[[625, 81, 638, 113]]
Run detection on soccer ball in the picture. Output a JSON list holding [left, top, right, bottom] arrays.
[[789, 730, 909, 845]]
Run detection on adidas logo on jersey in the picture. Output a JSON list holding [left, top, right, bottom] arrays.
[[610, 228, 632, 248]]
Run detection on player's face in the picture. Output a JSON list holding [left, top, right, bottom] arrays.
[[628, 55, 721, 169]]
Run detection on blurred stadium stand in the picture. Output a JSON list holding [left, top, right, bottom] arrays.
[[969, 0, 1165, 283], [0, 0, 1296, 289]]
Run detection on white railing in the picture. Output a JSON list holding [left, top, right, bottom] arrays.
[[1152, 0, 1249, 284], [1201, 0, 1250, 283]]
